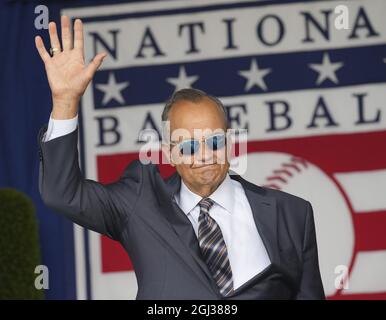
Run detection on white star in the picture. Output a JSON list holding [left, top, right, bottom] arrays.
[[95, 72, 129, 106], [166, 66, 199, 91], [309, 53, 344, 85], [238, 59, 271, 91]]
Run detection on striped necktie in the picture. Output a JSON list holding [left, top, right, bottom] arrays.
[[197, 198, 234, 296]]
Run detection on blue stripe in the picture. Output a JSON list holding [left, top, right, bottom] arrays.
[[79, 0, 329, 23], [92, 44, 386, 109]]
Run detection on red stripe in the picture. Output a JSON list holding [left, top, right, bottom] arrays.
[[97, 152, 174, 184], [353, 210, 386, 251], [329, 292, 386, 300], [247, 130, 386, 174], [96, 131, 386, 184], [100, 235, 133, 272]]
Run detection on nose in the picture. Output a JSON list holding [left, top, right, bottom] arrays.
[[193, 141, 214, 165]]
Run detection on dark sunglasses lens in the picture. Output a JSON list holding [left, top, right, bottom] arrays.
[[206, 135, 226, 151], [179, 140, 199, 155]]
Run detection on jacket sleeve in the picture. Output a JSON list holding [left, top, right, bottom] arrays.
[[295, 201, 325, 300], [38, 125, 142, 241]]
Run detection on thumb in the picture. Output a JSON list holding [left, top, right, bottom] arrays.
[[84, 52, 107, 79]]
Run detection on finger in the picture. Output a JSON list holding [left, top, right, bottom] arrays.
[[84, 52, 107, 79], [61, 15, 72, 51], [35, 36, 51, 63], [73, 19, 84, 55], [48, 22, 61, 55]]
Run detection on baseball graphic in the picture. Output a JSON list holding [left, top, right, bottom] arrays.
[[231, 152, 355, 296]]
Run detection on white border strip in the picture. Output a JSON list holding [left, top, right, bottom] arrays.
[[335, 169, 386, 212], [343, 250, 386, 294]]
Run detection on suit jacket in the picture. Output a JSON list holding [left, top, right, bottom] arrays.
[[38, 126, 325, 300]]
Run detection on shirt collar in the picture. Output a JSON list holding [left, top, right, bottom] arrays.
[[177, 174, 234, 215]]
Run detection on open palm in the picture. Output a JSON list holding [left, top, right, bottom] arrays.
[[35, 16, 106, 113]]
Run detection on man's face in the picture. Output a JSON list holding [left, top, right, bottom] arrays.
[[165, 97, 230, 193]]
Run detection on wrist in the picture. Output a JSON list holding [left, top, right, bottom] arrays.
[[52, 96, 79, 119]]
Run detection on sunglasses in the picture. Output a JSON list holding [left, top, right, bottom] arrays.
[[170, 133, 227, 156]]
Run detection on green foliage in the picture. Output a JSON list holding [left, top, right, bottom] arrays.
[[0, 188, 44, 299]]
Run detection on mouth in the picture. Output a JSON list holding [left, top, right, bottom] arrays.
[[192, 163, 217, 169]]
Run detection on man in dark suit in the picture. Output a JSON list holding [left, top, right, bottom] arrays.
[[35, 16, 325, 300]]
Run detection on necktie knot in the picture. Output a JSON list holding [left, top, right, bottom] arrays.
[[199, 198, 214, 213]]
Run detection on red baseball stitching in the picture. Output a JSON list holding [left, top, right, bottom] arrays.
[[262, 156, 308, 190]]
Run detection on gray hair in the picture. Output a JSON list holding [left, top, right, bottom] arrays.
[[161, 88, 229, 128]]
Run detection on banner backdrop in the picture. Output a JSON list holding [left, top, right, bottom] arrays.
[[2, 0, 385, 300], [59, 0, 386, 299]]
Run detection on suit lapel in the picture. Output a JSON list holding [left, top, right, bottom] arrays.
[[153, 170, 282, 295], [169, 200, 221, 293], [155, 171, 221, 296]]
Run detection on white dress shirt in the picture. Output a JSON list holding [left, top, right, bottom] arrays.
[[43, 115, 78, 142], [45, 116, 271, 289], [175, 175, 271, 289]]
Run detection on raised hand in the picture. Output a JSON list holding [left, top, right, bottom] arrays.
[[35, 16, 107, 119]]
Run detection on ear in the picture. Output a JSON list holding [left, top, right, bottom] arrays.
[[161, 142, 175, 167]]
